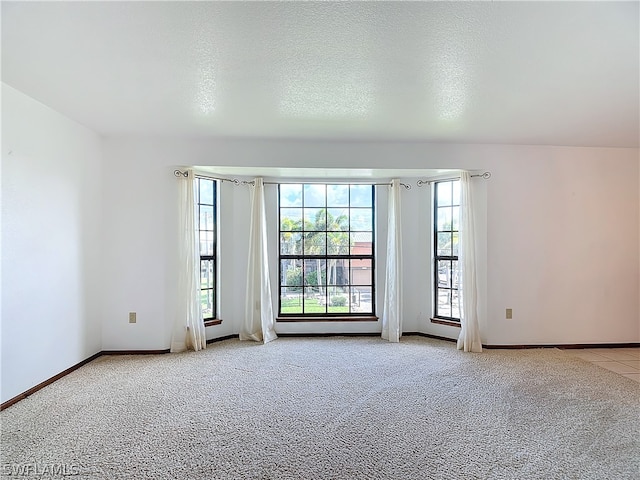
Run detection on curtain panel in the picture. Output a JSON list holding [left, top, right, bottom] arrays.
[[240, 178, 277, 344], [382, 179, 403, 342], [171, 169, 206, 353], [457, 171, 483, 352]]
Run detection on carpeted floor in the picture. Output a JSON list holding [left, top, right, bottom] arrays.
[[1, 336, 638, 479]]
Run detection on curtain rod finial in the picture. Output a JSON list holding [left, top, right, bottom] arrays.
[[174, 170, 188, 178]]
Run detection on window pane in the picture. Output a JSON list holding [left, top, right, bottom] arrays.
[[327, 258, 349, 285], [281, 259, 302, 287], [327, 232, 349, 255], [304, 184, 326, 207], [437, 260, 452, 288], [200, 205, 214, 230], [452, 206, 460, 231], [208, 260, 216, 288], [328, 287, 349, 313], [303, 232, 326, 255], [201, 289, 214, 319], [304, 259, 326, 287], [350, 208, 372, 231], [451, 260, 460, 289], [437, 290, 451, 317], [327, 185, 349, 207], [350, 286, 372, 313], [280, 184, 302, 207], [280, 208, 302, 231], [304, 208, 326, 229], [210, 231, 216, 256], [200, 231, 213, 255], [437, 181, 452, 207], [199, 179, 214, 205], [327, 208, 349, 230], [350, 232, 372, 255], [350, 185, 372, 207], [437, 207, 452, 231], [200, 260, 208, 288], [437, 232, 451, 257], [281, 289, 302, 314], [304, 288, 326, 314], [350, 258, 372, 286], [280, 232, 302, 255], [451, 290, 461, 319], [452, 232, 459, 256], [452, 180, 461, 205]]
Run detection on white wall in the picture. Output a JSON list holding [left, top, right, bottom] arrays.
[[1, 84, 103, 403], [99, 142, 177, 349], [101, 138, 639, 348]]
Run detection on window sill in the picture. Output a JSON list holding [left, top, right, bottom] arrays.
[[277, 316, 379, 323], [430, 318, 461, 328], [204, 319, 223, 327]]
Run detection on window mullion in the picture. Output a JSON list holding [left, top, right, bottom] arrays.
[[279, 183, 374, 318], [197, 178, 217, 321], [433, 180, 460, 322]]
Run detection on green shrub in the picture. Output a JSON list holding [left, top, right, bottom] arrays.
[[331, 296, 347, 307]]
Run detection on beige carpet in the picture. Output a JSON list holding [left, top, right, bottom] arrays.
[[1, 337, 638, 479]]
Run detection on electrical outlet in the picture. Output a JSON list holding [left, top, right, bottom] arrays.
[[506, 308, 513, 320], [129, 312, 137, 324]]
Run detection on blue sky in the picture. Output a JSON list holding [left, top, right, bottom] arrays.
[[280, 184, 372, 208], [280, 184, 373, 231]]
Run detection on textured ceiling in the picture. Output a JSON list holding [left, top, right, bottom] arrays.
[[2, 1, 638, 147]]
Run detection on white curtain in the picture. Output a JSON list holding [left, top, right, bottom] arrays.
[[240, 178, 277, 344], [382, 180, 403, 342], [457, 171, 483, 352], [171, 169, 206, 353]]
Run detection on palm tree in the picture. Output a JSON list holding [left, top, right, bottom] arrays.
[[280, 217, 302, 255], [325, 210, 348, 302], [282, 208, 351, 310], [280, 217, 302, 294], [304, 209, 349, 307], [304, 211, 326, 298]]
